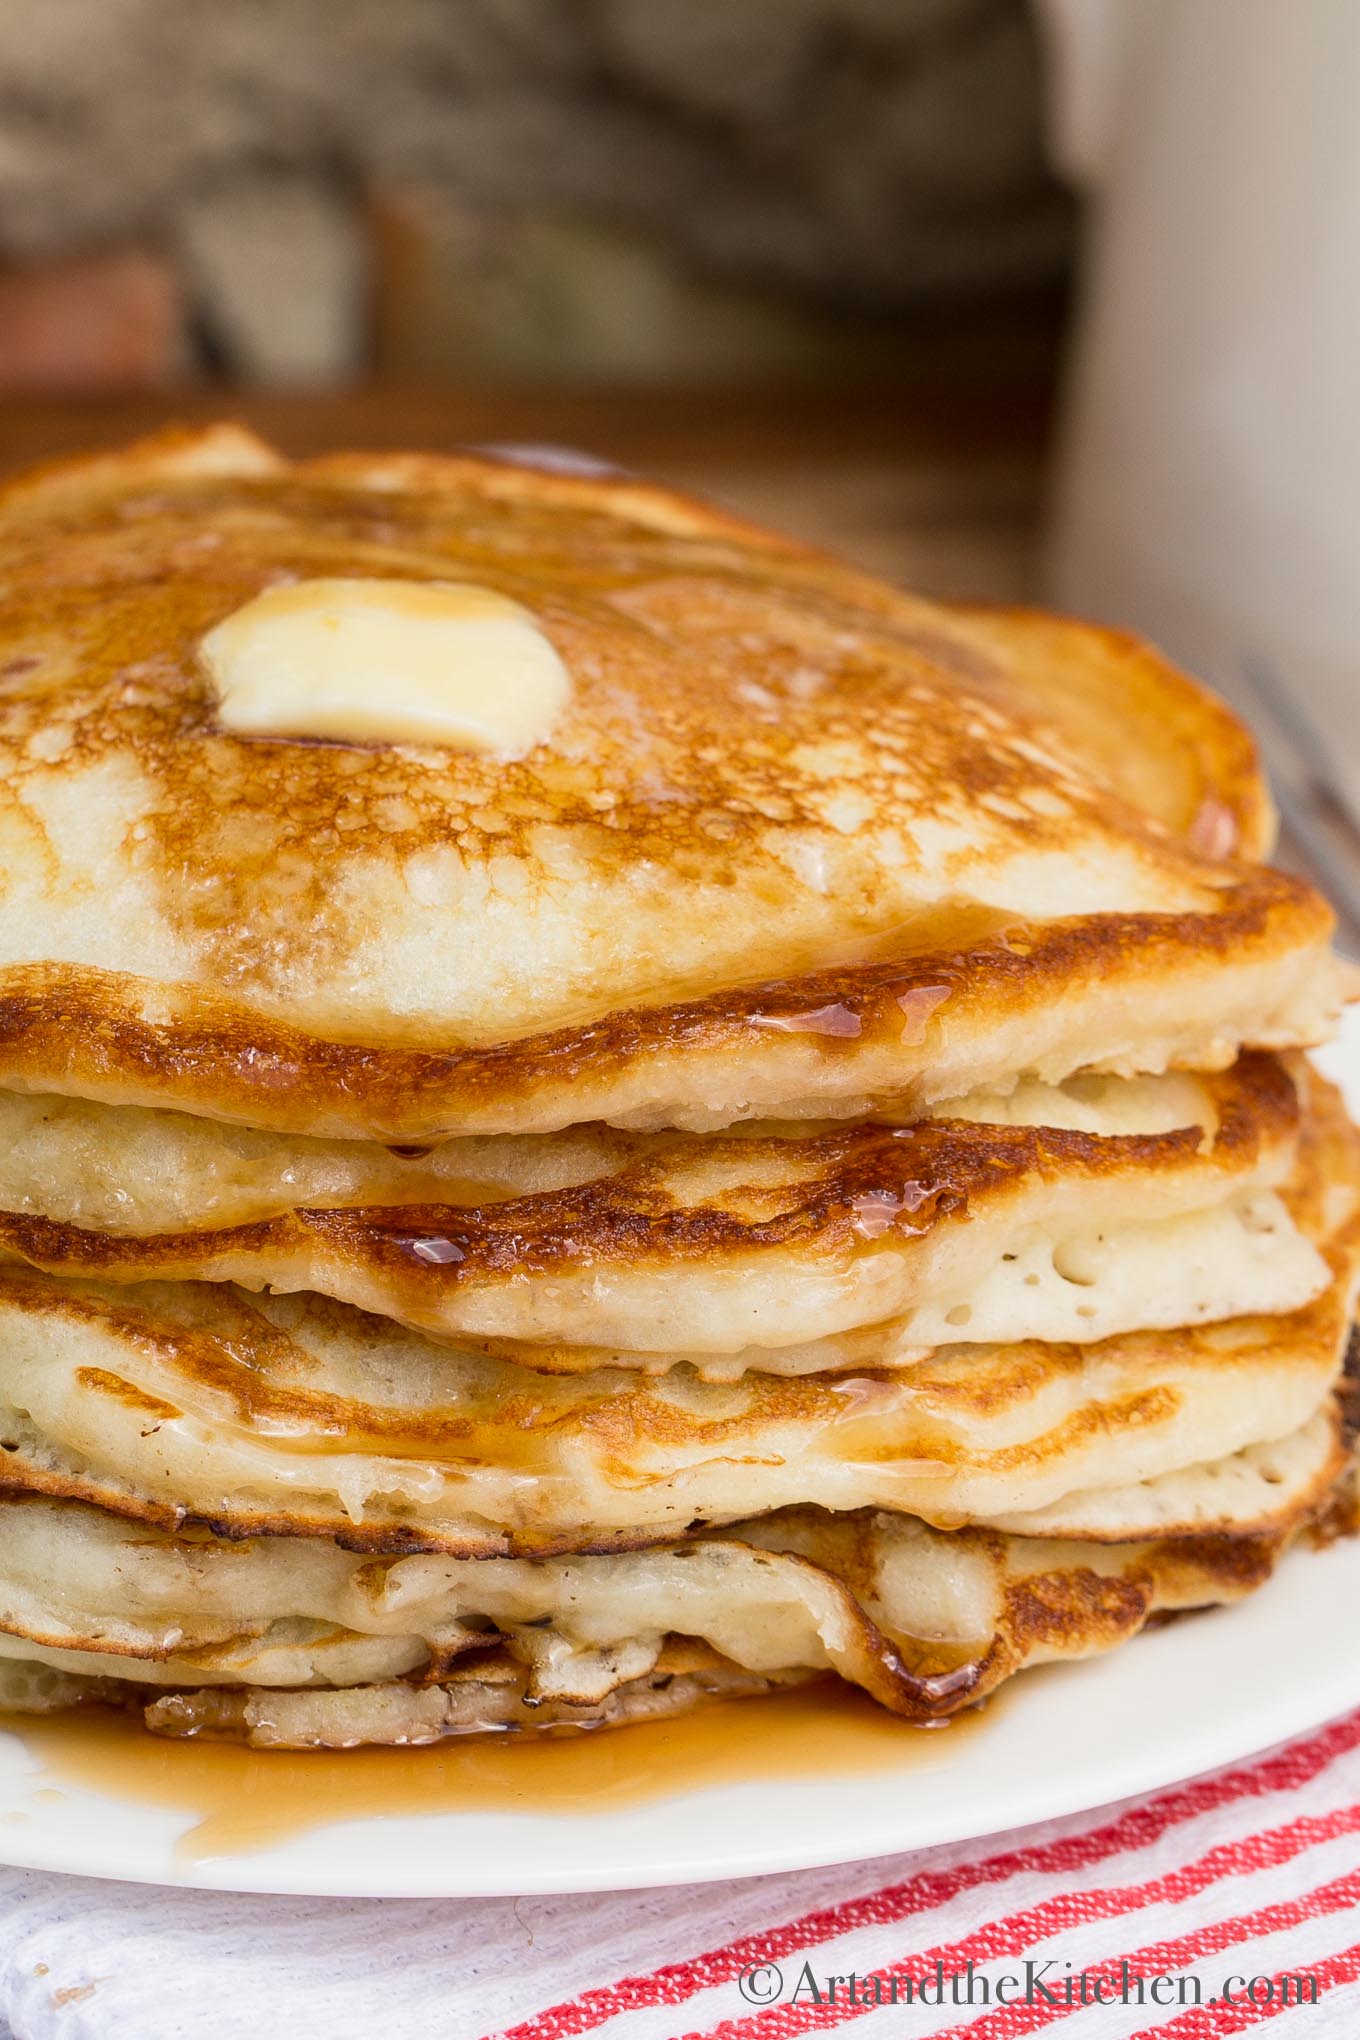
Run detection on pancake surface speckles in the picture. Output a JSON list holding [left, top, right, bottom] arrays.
[[0, 426, 1340, 1139]]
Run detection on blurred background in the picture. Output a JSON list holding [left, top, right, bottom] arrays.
[[0, 0, 1068, 394], [0, 0, 1069, 600], [0, 0, 1354, 904]]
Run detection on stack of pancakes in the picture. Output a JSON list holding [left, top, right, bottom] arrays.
[[0, 425, 1352, 1749]]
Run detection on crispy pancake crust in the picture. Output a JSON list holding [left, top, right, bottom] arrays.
[[0, 426, 1338, 1139]]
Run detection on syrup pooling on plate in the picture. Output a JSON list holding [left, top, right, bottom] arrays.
[[0, 1686, 994, 1867]]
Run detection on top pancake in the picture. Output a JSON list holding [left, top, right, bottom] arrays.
[[0, 425, 1339, 1139]]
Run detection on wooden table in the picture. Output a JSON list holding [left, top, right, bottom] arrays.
[[0, 380, 1053, 607]]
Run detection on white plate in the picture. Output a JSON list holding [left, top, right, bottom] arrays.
[[1, 1013, 1357, 1898]]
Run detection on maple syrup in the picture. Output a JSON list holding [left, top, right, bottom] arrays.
[[0, 1682, 994, 1869]]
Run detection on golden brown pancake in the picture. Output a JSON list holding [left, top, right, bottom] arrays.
[[0, 1074, 1349, 1555], [0, 426, 1339, 1141], [0, 1058, 1321, 1353], [0, 1275, 1345, 1556], [0, 1303, 1344, 1555], [0, 1486, 1328, 1744]]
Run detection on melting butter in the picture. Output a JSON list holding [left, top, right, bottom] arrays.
[[200, 578, 571, 753]]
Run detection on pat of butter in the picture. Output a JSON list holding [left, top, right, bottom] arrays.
[[200, 578, 570, 754]]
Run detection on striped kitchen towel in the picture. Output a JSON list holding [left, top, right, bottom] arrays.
[[0, 1704, 1358, 2040]]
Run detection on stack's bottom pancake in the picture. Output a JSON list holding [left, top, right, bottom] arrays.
[[0, 1066, 1352, 1747], [0, 1435, 1343, 1748]]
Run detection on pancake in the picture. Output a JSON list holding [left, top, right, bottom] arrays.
[[991, 1400, 1351, 1539], [0, 1485, 1328, 1743], [0, 423, 1353, 1762], [0, 1276, 1346, 1555], [0, 1058, 1322, 1353], [0, 426, 1340, 1142], [0, 1077, 1349, 1553]]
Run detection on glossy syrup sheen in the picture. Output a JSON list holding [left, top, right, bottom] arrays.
[[0, 1684, 995, 1870]]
